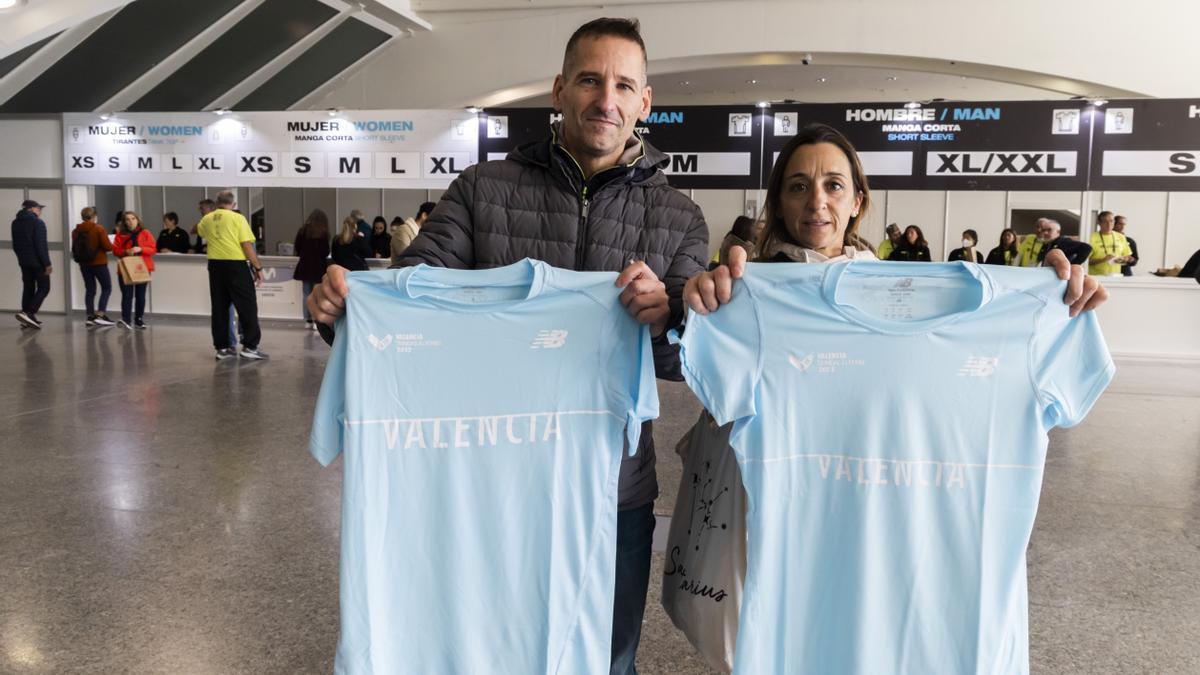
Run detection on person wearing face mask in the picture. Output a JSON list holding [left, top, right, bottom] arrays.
[[948, 229, 984, 263], [888, 225, 932, 262], [876, 223, 901, 261], [985, 228, 1021, 266]]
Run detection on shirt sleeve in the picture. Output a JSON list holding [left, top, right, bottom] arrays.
[[310, 316, 349, 465], [237, 214, 255, 243], [1030, 302, 1116, 429], [624, 325, 660, 455], [672, 284, 763, 427]]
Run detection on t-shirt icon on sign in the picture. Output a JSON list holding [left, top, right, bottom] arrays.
[[1051, 109, 1080, 134], [728, 114, 752, 137]]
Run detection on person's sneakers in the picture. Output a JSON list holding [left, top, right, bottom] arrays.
[[93, 314, 115, 327], [239, 347, 269, 361], [215, 347, 237, 360], [134, 318, 147, 330], [15, 312, 38, 328], [116, 319, 133, 330], [86, 315, 97, 326]]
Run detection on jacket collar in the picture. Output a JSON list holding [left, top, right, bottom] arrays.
[[509, 122, 670, 191]]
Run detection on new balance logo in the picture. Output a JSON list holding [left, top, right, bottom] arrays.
[[531, 329, 568, 349], [367, 334, 393, 351], [958, 356, 999, 377], [893, 278, 914, 289], [788, 353, 815, 372]]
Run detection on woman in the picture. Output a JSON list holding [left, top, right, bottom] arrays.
[[330, 215, 372, 272], [112, 210, 157, 329], [294, 209, 331, 330], [71, 206, 115, 326], [710, 216, 764, 269], [947, 228, 983, 263], [985, 228, 1021, 266], [889, 225, 932, 262], [156, 212, 191, 254], [369, 216, 391, 259]]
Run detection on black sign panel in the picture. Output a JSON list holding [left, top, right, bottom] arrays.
[[1090, 99, 1200, 191], [479, 105, 762, 189], [761, 101, 1092, 191]]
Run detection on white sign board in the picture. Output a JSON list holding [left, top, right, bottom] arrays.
[[63, 110, 479, 189]]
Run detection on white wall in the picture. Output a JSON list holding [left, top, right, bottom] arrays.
[[947, 191, 1007, 255], [0, 120, 62, 179], [1166, 193, 1200, 269]]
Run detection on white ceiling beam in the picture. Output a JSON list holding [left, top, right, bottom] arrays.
[[356, 0, 432, 32], [0, 9, 118, 107], [0, 0, 134, 59], [94, 0, 266, 113], [205, 9, 356, 111], [288, 35, 400, 111]]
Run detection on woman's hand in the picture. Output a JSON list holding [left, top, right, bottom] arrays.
[[684, 246, 748, 315]]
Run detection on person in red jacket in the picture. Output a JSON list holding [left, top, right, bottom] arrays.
[[112, 210, 156, 329]]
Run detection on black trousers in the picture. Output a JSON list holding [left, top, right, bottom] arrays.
[[20, 266, 50, 316], [208, 260, 261, 350]]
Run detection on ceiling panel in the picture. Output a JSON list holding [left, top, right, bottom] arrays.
[[129, 0, 337, 112], [234, 18, 391, 111], [0, 0, 245, 113]]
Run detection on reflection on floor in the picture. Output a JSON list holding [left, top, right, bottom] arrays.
[[1, 316, 1197, 673]]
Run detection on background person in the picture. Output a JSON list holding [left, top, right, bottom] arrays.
[[192, 200, 214, 253], [331, 216, 372, 271], [72, 206, 115, 326], [1036, 219, 1092, 266], [877, 222, 901, 261], [1089, 210, 1133, 276], [985, 228, 1021, 266], [369, 216, 391, 258], [293, 209, 331, 331], [157, 212, 191, 254], [889, 225, 932, 262], [711, 215, 762, 269], [12, 198, 52, 328], [350, 209, 371, 239], [948, 229, 984, 263], [390, 201, 435, 262], [1114, 215, 1138, 276], [112, 210, 156, 330], [198, 190, 268, 361]]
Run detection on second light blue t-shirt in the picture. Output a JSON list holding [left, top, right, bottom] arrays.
[[310, 259, 659, 674], [676, 261, 1114, 675]]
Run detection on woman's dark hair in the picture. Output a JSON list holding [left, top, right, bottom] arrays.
[[903, 225, 928, 249], [373, 216, 387, 226], [729, 215, 756, 242], [999, 228, 1019, 254], [391, 216, 404, 226], [962, 229, 978, 246], [758, 123, 872, 256], [302, 209, 330, 240], [163, 212, 179, 225]]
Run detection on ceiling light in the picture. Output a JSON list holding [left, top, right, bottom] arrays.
[[213, 108, 230, 116], [904, 101, 921, 109], [886, 76, 898, 81], [1090, 98, 1108, 107], [756, 101, 771, 109], [678, 80, 690, 86], [746, 79, 758, 85], [816, 77, 828, 83], [0, 0, 25, 10], [464, 106, 481, 114], [98, 112, 112, 121]]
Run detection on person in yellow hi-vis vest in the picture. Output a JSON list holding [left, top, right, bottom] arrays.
[[1017, 218, 1052, 267], [1088, 210, 1133, 276]]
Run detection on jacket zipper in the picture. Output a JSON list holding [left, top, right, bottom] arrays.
[[575, 186, 590, 270]]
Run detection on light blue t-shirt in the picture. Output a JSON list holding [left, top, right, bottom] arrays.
[[676, 261, 1114, 675], [310, 259, 659, 675]]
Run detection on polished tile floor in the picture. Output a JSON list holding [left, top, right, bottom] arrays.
[[1, 316, 1197, 674]]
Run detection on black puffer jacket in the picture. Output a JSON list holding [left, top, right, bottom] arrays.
[[396, 128, 710, 510], [12, 209, 51, 269]]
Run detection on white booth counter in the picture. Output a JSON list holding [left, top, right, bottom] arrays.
[[70, 253, 391, 321], [1092, 275, 1200, 361]]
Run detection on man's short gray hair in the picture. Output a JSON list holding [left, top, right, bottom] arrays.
[[215, 190, 236, 207], [1044, 219, 1062, 234]]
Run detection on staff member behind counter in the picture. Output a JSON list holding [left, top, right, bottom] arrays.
[[157, 212, 191, 253]]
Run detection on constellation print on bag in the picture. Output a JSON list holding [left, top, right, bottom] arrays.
[[687, 460, 729, 552]]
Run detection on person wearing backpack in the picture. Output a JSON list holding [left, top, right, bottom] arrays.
[[71, 206, 115, 326]]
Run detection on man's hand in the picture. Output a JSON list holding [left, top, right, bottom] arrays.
[[616, 260, 670, 337], [1043, 248, 1108, 317], [683, 246, 748, 315], [253, 268, 263, 288], [43, 265, 52, 276], [307, 264, 351, 325]]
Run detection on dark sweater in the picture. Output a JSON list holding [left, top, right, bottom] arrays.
[[293, 231, 330, 283], [12, 209, 50, 268], [156, 227, 192, 254], [330, 234, 372, 271], [889, 243, 932, 262], [948, 247, 983, 263]]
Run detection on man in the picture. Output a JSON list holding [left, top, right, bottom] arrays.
[[309, 17, 708, 674], [192, 199, 214, 254], [389, 201, 435, 262], [351, 209, 371, 239], [877, 222, 901, 261], [1089, 210, 1133, 276], [1114, 215, 1138, 276], [1030, 218, 1092, 266], [12, 198, 52, 328], [198, 190, 268, 360]]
